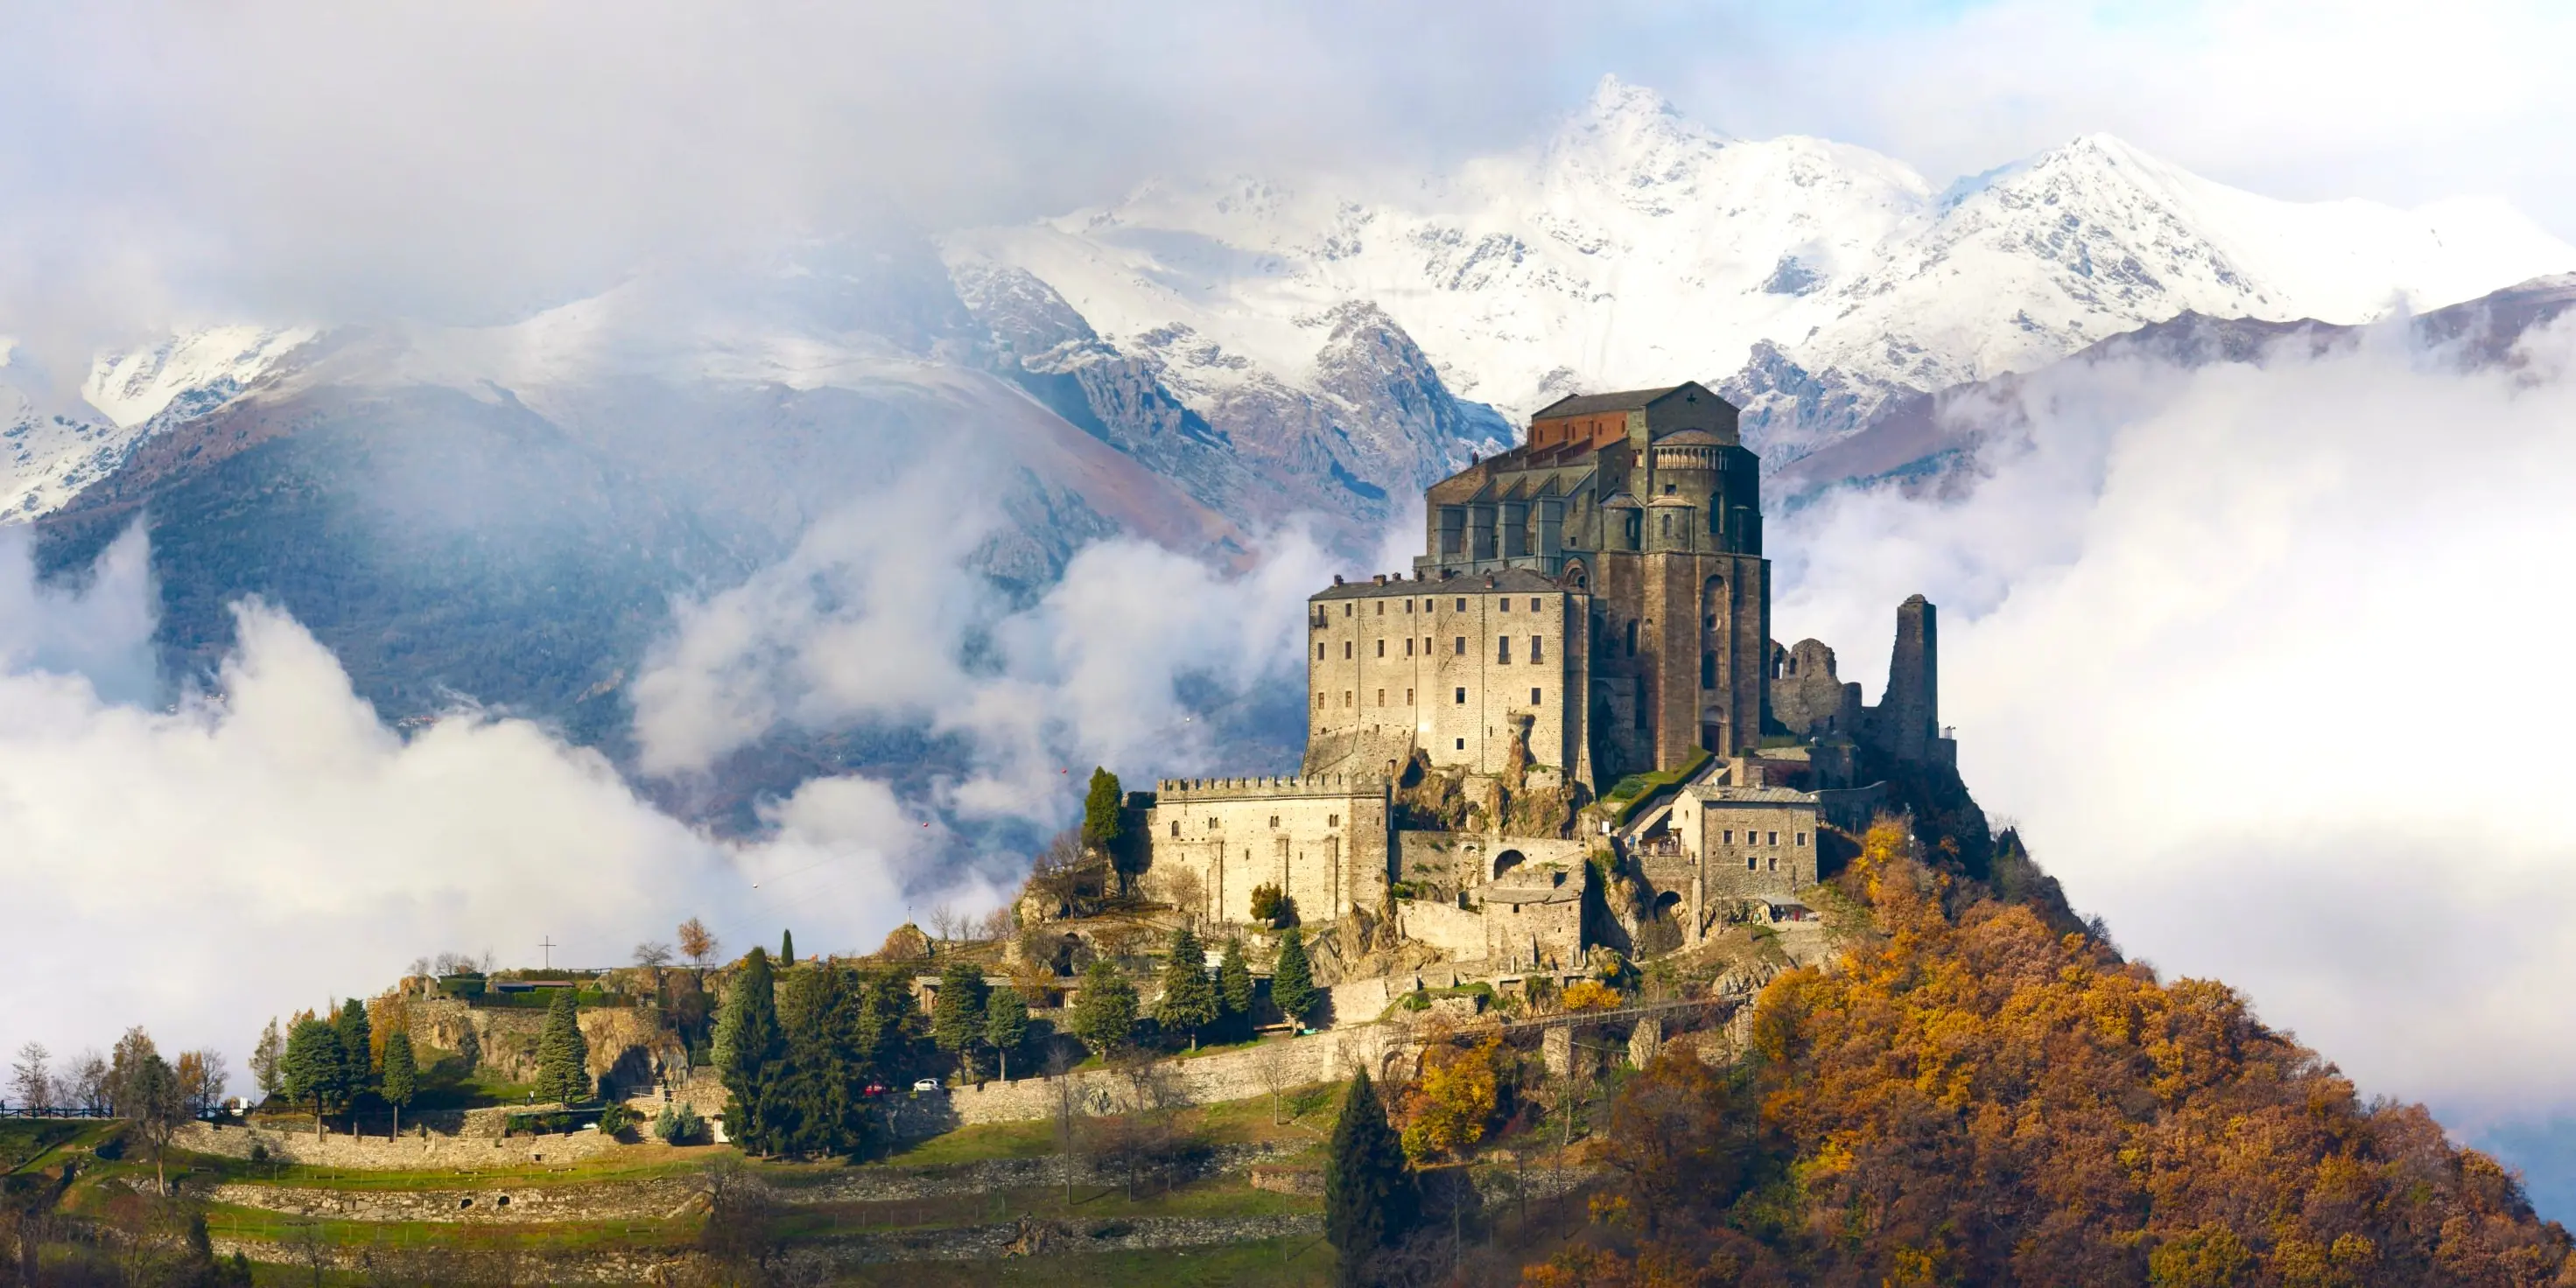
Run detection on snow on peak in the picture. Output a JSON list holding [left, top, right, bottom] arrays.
[[949, 83, 2576, 464], [84, 325, 314, 428]]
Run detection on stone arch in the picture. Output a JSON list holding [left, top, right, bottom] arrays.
[[1493, 848, 1527, 879], [1653, 889, 1682, 917], [1562, 559, 1590, 592]]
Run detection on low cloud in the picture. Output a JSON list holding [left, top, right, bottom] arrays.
[[1772, 317, 2576, 1154], [631, 474, 1334, 819], [0, 535, 954, 1074]]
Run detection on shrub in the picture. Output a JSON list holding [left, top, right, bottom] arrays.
[[598, 1102, 641, 1139], [654, 1102, 706, 1145], [1559, 980, 1621, 1012]]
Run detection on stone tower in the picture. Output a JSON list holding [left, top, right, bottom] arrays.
[[1863, 594, 1947, 765], [1385, 382, 1770, 786]]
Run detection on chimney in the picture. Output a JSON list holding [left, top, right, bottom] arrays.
[[1333, 574, 1344, 585], [1373, 573, 1386, 585]]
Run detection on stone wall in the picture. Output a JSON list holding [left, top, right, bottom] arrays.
[[1305, 576, 1583, 783], [942, 1026, 1409, 1125], [1396, 899, 1487, 959], [204, 1177, 698, 1224], [1145, 775, 1391, 922], [173, 1120, 618, 1170], [401, 997, 684, 1096]]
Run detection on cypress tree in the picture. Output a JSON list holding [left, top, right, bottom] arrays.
[[534, 989, 592, 1107], [983, 987, 1030, 1082], [929, 959, 989, 1079], [1218, 937, 1255, 1031], [1154, 925, 1218, 1050], [768, 962, 865, 1157], [714, 948, 783, 1153], [780, 928, 795, 963], [380, 1030, 418, 1137], [1082, 767, 1124, 851], [1272, 928, 1319, 1029], [1323, 1070, 1418, 1284], [1069, 959, 1137, 1057], [853, 968, 916, 1081]]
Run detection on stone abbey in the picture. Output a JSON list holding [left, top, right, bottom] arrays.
[[1134, 382, 1953, 968]]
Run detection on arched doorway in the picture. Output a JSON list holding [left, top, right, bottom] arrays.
[[1492, 849, 1527, 879]]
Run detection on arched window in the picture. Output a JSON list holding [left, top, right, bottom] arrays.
[[1493, 849, 1527, 879]]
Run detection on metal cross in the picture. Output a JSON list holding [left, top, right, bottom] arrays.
[[539, 935, 558, 970]]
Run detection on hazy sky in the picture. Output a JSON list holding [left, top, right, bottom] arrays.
[[4, 0, 2573, 346]]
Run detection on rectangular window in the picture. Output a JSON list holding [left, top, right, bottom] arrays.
[[1500, 598, 1511, 612], [1376, 639, 1386, 658], [1454, 636, 1466, 654], [1455, 598, 1467, 612], [1530, 598, 1541, 612], [1405, 637, 1414, 656], [1344, 640, 1352, 659], [1344, 690, 1353, 706], [1406, 598, 1414, 613], [1454, 687, 1467, 704], [1797, 832, 1807, 846], [1424, 636, 1432, 654], [1498, 637, 1512, 663], [1723, 830, 1733, 844], [1376, 689, 1386, 705], [1375, 601, 1384, 616], [1316, 691, 1324, 709], [1315, 642, 1323, 661], [1767, 830, 1778, 846], [1269, 816, 1281, 828], [1169, 821, 1179, 836], [1207, 817, 1218, 830], [1343, 603, 1351, 617], [1455, 738, 1465, 750], [1405, 688, 1414, 704], [1531, 636, 1544, 663], [1530, 687, 1542, 704]]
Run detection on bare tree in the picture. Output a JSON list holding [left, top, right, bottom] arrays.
[[8, 1043, 50, 1114], [632, 941, 674, 969], [177, 1050, 230, 1117], [1250, 1037, 1299, 1126], [978, 904, 1016, 942], [405, 956, 432, 978], [69, 1050, 109, 1113], [1026, 828, 1103, 920], [927, 902, 967, 944], [698, 1154, 779, 1278], [1046, 1047, 1085, 1209], [677, 918, 719, 970], [1156, 866, 1207, 926]]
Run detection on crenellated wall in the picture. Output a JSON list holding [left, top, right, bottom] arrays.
[[1145, 775, 1392, 923]]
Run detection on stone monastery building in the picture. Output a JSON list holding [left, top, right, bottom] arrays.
[[1139, 383, 1955, 964]]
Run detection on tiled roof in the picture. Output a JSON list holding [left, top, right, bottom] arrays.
[[1531, 387, 1683, 418], [1309, 566, 1569, 600]]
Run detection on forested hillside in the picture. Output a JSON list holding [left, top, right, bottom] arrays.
[[1529, 826, 2573, 1287]]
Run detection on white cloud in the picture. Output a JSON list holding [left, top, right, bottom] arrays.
[[0, 537, 958, 1074], [1772, 314, 2576, 1136], [631, 467, 1335, 818]]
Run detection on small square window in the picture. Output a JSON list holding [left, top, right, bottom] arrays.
[[1767, 830, 1778, 846], [1797, 832, 1807, 846], [1723, 830, 1733, 844], [1530, 598, 1541, 612], [1745, 856, 1757, 871], [1455, 738, 1465, 750]]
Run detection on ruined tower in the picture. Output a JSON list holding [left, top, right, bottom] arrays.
[[1862, 594, 1951, 766]]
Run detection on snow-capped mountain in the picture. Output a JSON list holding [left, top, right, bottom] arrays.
[[2, 326, 312, 520], [945, 75, 2576, 466]]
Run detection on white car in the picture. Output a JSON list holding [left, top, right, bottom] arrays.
[[911, 1078, 942, 1094]]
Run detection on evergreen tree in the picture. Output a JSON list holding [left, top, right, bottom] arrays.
[[929, 959, 989, 1079], [1323, 1070, 1419, 1285], [767, 963, 868, 1158], [279, 1017, 346, 1139], [780, 928, 795, 963], [1154, 925, 1218, 1050], [1082, 767, 1124, 852], [1218, 938, 1255, 1032], [983, 987, 1030, 1082], [714, 948, 784, 1153], [852, 968, 916, 1081], [333, 999, 373, 1110], [1272, 928, 1319, 1029], [534, 988, 592, 1106], [380, 1029, 418, 1136], [1069, 959, 1138, 1057]]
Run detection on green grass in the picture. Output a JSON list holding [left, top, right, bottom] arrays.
[[0, 1120, 109, 1172], [205, 1203, 694, 1253], [1605, 747, 1714, 824]]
